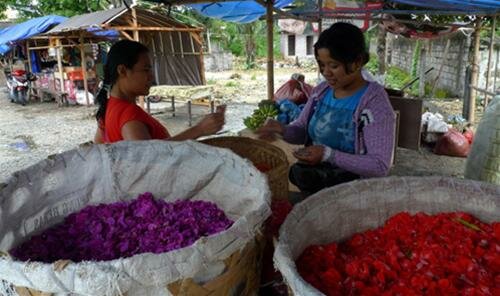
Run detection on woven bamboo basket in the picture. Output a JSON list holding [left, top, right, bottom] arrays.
[[9, 235, 264, 296], [201, 137, 289, 201], [274, 176, 500, 295]]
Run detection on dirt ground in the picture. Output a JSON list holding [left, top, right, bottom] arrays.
[[0, 67, 471, 182]]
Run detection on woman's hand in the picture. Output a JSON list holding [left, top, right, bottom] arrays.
[[293, 145, 325, 165], [195, 104, 226, 137], [256, 118, 285, 141]]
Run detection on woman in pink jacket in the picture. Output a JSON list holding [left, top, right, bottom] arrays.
[[258, 22, 395, 196]]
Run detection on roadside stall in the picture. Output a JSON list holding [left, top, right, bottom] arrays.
[[44, 6, 206, 109]]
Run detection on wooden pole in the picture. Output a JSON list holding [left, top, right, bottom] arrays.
[[467, 19, 482, 123], [26, 40, 33, 74], [132, 7, 145, 110], [56, 38, 65, 95], [377, 24, 386, 75], [493, 46, 499, 93], [484, 16, 496, 107], [418, 41, 427, 98], [266, 0, 274, 101], [317, 0, 323, 80], [79, 34, 90, 106], [196, 32, 206, 85]]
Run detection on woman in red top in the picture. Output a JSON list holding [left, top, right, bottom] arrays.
[[94, 40, 224, 143]]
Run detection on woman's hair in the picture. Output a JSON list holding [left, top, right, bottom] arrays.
[[95, 40, 149, 123], [314, 22, 369, 73]]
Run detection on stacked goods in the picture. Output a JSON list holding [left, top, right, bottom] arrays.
[[243, 100, 279, 131], [274, 176, 500, 296], [0, 141, 270, 296], [201, 137, 289, 200], [297, 212, 499, 295]]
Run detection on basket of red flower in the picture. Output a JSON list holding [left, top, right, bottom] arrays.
[[274, 176, 500, 295], [201, 136, 289, 201]]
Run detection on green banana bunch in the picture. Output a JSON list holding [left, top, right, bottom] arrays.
[[243, 101, 279, 131]]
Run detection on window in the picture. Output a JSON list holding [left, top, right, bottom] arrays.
[[306, 35, 314, 55], [288, 35, 296, 56]]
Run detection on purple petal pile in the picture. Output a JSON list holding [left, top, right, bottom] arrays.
[[10, 192, 233, 263]]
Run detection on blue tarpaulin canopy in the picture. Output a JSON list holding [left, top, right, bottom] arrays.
[[189, 0, 294, 23], [0, 15, 67, 45], [141, 1, 499, 24]]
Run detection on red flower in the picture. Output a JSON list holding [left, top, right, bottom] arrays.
[[296, 212, 499, 295]]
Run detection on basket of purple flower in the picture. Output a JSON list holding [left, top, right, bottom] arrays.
[[0, 140, 271, 296]]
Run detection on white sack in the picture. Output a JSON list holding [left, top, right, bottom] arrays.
[[0, 140, 271, 296], [274, 176, 499, 296]]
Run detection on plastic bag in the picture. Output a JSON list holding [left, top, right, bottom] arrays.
[[433, 129, 470, 157], [274, 74, 313, 105]]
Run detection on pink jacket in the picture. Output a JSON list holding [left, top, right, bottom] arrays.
[[283, 81, 395, 177]]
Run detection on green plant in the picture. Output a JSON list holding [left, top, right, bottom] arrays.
[[250, 74, 257, 80], [224, 81, 240, 87], [365, 54, 379, 75], [411, 40, 421, 79], [207, 79, 216, 85]]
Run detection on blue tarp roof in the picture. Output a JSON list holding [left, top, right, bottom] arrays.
[[141, 1, 499, 24], [0, 44, 10, 55], [189, 0, 294, 23], [0, 15, 67, 45]]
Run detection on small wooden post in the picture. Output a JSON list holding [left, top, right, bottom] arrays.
[[79, 35, 90, 106], [266, 0, 274, 101], [418, 41, 427, 98], [56, 38, 65, 96], [317, 0, 323, 80], [132, 7, 145, 109], [26, 40, 33, 74], [484, 16, 496, 107], [377, 24, 387, 75], [493, 45, 499, 92], [467, 19, 482, 123]]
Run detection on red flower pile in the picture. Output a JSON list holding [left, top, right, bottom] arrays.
[[297, 212, 500, 295], [255, 162, 272, 173]]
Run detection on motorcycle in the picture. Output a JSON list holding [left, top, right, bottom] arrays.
[[5, 69, 36, 106]]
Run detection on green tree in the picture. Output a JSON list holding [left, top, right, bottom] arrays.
[[1, 0, 106, 20]]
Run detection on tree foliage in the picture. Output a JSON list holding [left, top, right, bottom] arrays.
[[1, 0, 107, 20]]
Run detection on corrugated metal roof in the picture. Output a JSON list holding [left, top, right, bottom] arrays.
[[45, 6, 196, 35], [46, 7, 127, 34]]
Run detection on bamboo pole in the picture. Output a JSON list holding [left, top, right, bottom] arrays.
[[102, 26, 203, 32], [56, 38, 65, 95], [266, 0, 274, 101], [132, 7, 144, 110], [484, 16, 496, 107], [198, 32, 206, 85], [493, 46, 499, 93], [26, 40, 32, 74], [418, 41, 427, 98], [79, 34, 90, 106], [467, 19, 482, 123], [317, 0, 323, 80]]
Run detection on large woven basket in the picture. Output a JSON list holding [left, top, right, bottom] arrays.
[[274, 176, 500, 295], [10, 236, 264, 296], [201, 137, 289, 201]]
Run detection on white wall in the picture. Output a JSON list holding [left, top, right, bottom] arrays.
[[281, 33, 318, 58]]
